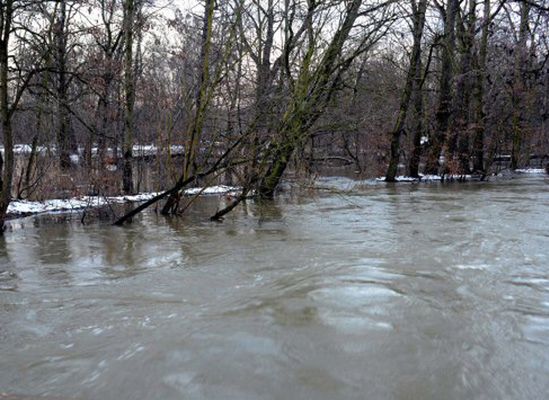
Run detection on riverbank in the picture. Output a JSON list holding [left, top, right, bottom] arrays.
[[6, 168, 547, 219], [7, 185, 241, 218], [375, 168, 548, 182]]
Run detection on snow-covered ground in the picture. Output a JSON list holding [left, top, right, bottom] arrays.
[[514, 168, 547, 174], [376, 168, 547, 182], [316, 168, 547, 192], [183, 185, 242, 196], [7, 185, 241, 217], [0, 144, 186, 157], [375, 174, 472, 182], [314, 174, 474, 192]]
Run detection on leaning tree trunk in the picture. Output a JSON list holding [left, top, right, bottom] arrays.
[[258, 0, 363, 197], [161, 0, 216, 215], [385, 0, 427, 181], [182, 0, 214, 182]]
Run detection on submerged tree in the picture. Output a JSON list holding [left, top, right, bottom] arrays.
[[1, 0, 548, 229], [257, 0, 396, 197], [161, 0, 238, 214]]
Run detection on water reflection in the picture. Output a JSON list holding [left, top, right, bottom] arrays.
[[255, 200, 284, 224], [99, 227, 147, 279], [0, 235, 18, 291]]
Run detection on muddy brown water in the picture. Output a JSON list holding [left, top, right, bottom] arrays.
[[1, 175, 549, 399]]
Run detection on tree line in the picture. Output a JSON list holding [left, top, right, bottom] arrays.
[[0, 0, 548, 229]]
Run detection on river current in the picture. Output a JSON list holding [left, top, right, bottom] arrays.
[[1, 175, 548, 399]]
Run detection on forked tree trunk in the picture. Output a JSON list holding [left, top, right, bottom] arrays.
[[258, 0, 363, 197], [161, 0, 216, 214]]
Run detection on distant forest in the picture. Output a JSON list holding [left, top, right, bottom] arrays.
[[0, 0, 548, 228]]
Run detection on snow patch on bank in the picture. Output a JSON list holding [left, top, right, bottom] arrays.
[[375, 174, 472, 182], [7, 185, 241, 217], [314, 174, 474, 191], [0, 144, 186, 157], [183, 185, 242, 196], [514, 168, 547, 174]]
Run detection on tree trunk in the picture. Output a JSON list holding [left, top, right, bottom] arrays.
[[122, 0, 135, 194], [449, 0, 476, 174], [472, 0, 490, 174], [55, 0, 77, 170], [162, 0, 216, 214], [258, 0, 363, 197], [96, 69, 114, 170], [510, 2, 530, 170], [408, 53, 424, 178], [0, 1, 13, 230], [182, 0, 215, 181], [424, 0, 459, 175], [385, 0, 427, 181]]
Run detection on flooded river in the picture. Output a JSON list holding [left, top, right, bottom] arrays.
[[1, 176, 549, 399]]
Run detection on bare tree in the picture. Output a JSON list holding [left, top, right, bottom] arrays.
[[471, 0, 492, 174], [511, 1, 530, 169], [425, 0, 459, 175], [122, 0, 136, 193], [258, 0, 396, 197], [385, 0, 428, 181], [0, 0, 46, 230]]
